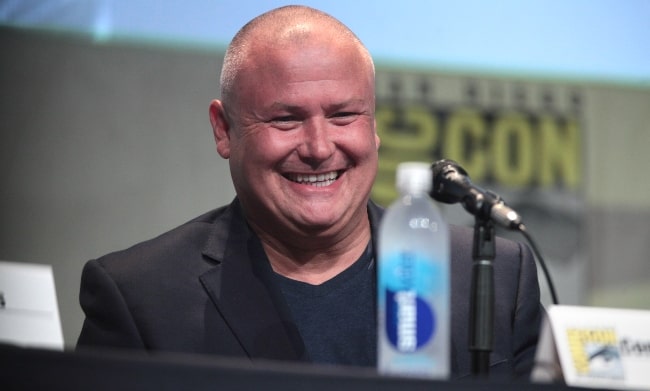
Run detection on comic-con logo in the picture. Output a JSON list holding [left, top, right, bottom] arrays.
[[566, 328, 624, 380]]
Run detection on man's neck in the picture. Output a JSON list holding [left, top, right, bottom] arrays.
[[256, 219, 372, 285]]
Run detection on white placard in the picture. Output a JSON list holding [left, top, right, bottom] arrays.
[[532, 305, 650, 390], [0, 261, 64, 350]]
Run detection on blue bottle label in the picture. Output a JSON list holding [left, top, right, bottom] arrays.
[[385, 289, 435, 351], [381, 250, 445, 352]]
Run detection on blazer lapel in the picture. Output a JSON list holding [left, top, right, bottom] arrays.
[[199, 200, 306, 362]]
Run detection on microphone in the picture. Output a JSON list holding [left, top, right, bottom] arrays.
[[429, 159, 523, 230]]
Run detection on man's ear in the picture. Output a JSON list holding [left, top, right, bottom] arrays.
[[209, 100, 231, 159]]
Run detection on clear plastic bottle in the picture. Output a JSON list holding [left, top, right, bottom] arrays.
[[377, 162, 450, 379]]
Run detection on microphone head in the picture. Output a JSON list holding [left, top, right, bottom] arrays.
[[430, 159, 468, 204]]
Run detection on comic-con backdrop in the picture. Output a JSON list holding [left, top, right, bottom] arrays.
[[372, 69, 584, 306]]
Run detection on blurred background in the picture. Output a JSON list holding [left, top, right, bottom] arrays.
[[1, 0, 649, 348]]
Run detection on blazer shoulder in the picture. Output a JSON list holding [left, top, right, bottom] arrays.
[[89, 201, 236, 279]]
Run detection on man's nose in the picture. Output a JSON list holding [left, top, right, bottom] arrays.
[[297, 118, 335, 163]]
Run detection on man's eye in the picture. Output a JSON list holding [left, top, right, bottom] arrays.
[[330, 112, 359, 124], [269, 116, 300, 130], [272, 116, 298, 122]]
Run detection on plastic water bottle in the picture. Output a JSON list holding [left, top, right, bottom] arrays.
[[377, 162, 450, 379]]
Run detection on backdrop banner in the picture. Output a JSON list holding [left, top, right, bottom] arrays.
[[372, 69, 584, 305]]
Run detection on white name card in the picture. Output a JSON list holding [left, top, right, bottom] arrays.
[[0, 261, 64, 350], [532, 305, 650, 390]]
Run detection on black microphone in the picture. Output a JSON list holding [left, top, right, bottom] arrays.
[[430, 159, 523, 230]]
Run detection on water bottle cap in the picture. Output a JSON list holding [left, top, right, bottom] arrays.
[[396, 162, 432, 194]]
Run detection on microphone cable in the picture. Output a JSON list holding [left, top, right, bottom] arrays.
[[516, 223, 560, 305]]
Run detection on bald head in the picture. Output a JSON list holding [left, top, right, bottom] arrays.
[[219, 5, 374, 108]]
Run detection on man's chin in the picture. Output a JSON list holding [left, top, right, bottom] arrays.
[[293, 216, 340, 233]]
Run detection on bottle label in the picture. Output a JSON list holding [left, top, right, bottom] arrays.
[[386, 289, 435, 351], [381, 250, 444, 353]]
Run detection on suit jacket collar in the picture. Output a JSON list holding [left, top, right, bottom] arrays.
[[199, 199, 306, 361], [198, 198, 382, 363]]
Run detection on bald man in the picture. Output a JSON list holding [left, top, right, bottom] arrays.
[[77, 5, 543, 380]]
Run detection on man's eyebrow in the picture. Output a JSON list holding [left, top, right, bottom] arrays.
[[328, 99, 366, 110], [267, 102, 305, 113], [265, 99, 367, 113]]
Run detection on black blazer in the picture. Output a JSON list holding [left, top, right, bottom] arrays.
[[77, 198, 542, 379]]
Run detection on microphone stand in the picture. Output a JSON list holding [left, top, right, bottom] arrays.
[[469, 214, 495, 377]]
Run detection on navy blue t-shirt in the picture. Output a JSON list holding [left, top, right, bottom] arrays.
[[275, 243, 376, 367]]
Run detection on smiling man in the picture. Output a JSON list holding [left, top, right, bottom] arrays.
[[77, 5, 543, 380], [209, 7, 379, 285]]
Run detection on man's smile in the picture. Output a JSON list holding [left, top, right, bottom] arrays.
[[285, 171, 341, 187]]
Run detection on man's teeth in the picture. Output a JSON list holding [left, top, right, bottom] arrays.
[[290, 171, 339, 187]]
